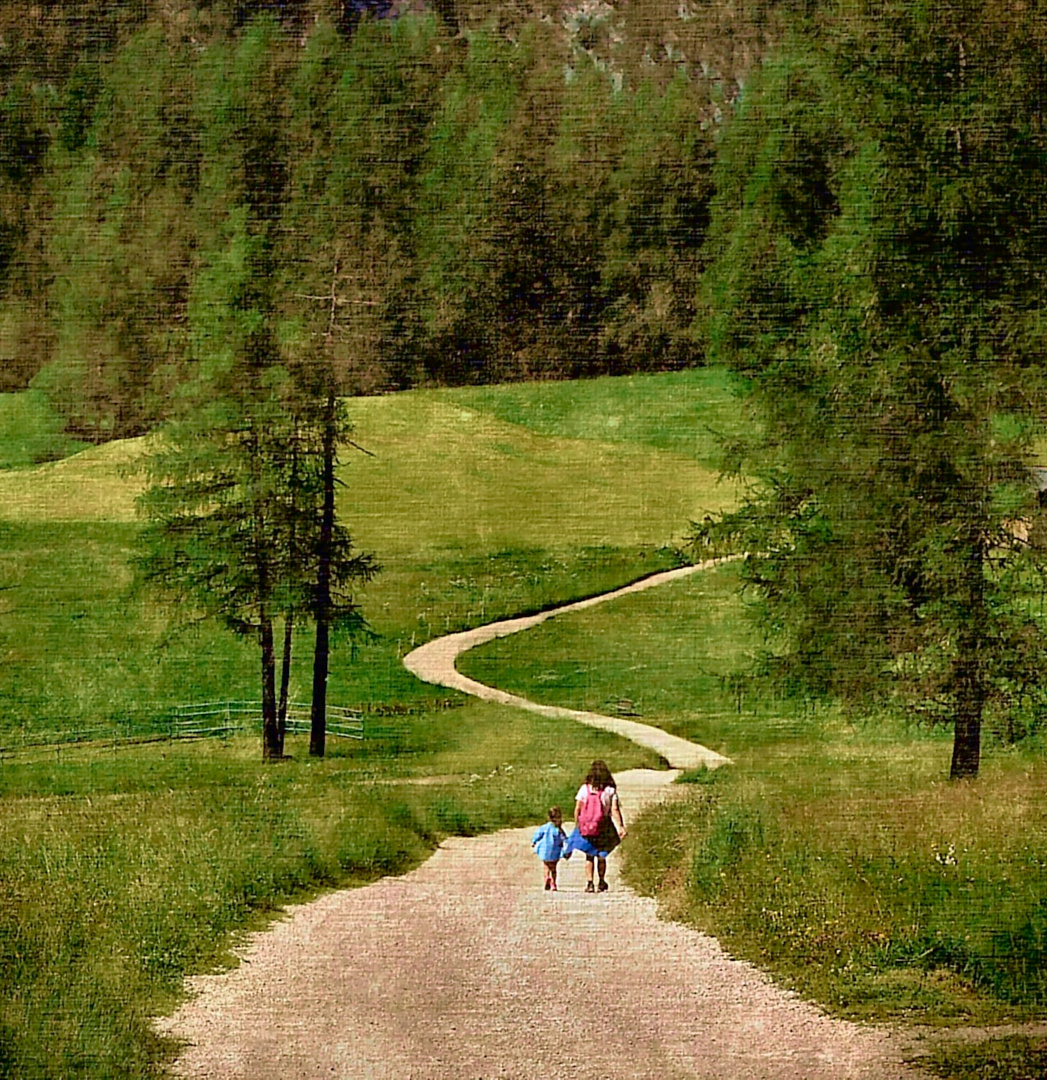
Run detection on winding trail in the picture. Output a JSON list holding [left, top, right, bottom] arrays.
[[157, 560, 924, 1080], [404, 559, 732, 771]]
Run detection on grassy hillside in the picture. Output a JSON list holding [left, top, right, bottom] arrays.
[[446, 367, 751, 467], [0, 369, 739, 536], [0, 368, 732, 1078], [0, 368, 741, 740], [5, 368, 1046, 1078], [348, 392, 734, 557]]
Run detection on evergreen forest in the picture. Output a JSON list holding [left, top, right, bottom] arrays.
[[0, 0, 790, 442]]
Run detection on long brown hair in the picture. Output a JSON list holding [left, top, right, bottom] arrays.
[[585, 759, 615, 791]]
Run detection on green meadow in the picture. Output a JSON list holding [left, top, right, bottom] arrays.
[[2, 368, 1045, 1079], [0, 369, 727, 1078], [0, 369, 742, 742]]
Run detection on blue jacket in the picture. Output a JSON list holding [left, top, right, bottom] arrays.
[[532, 821, 568, 861]]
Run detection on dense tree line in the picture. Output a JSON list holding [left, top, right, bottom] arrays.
[[0, 0, 797, 439]]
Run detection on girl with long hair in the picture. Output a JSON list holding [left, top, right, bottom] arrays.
[[566, 759, 627, 892]]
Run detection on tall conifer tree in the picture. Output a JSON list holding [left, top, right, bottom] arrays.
[[702, 1, 1047, 778], [279, 17, 413, 753], [136, 18, 298, 760]]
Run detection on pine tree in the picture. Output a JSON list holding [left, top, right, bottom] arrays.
[[279, 16, 409, 753], [136, 18, 299, 760], [701, 1, 1047, 779]]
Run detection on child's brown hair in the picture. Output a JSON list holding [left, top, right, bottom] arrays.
[[548, 805, 563, 823]]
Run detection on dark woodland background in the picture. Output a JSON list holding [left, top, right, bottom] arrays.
[[0, 0, 792, 442]]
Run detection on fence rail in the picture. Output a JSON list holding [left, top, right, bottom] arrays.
[[0, 701, 364, 760], [170, 701, 363, 741]]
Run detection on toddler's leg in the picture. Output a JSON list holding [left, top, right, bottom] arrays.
[[543, 860, 557, 890]]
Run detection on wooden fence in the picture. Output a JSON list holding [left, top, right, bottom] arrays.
[[170, 701, 364, 740]]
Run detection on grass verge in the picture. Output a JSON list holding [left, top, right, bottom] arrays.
[[919, 1035, 1047, 1080]]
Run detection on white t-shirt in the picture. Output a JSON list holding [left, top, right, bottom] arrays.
[[575, 783, 618, 813]]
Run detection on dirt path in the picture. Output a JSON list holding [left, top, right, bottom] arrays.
[[156, 561, 925, 1079], [403, 559, 733, 770]]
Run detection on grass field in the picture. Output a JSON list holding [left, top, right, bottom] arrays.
[[0, 368, 727, 1078], [0, 369, 742, 743], [2, 366, 1045, 1079]]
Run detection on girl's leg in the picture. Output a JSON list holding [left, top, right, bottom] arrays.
[[585, 854, 595, 892], [597, 856, 608, 889]]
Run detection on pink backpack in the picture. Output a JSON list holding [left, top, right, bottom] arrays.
[[577, 786, 606, 838]]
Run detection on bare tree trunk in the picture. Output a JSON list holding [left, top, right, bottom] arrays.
[[310, 392, 336, 758], [278, 425, 300, 745], [950, 688, 982, 779], [261, 608, 282, 761], [950, 539, 984, 780], [278, 610, 293, 741]]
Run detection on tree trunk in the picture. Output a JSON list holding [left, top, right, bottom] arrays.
[[310, 618, 329, 758], [261, 608, 282, 761], [278, 420, 300, 747], [950, 695, 981, 779], [950, 539, 985, 780], [310, 393, 336, 758], [278, 610, 293, 744]]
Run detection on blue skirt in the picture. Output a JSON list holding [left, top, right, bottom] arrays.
[[566, 822, 619, 859]]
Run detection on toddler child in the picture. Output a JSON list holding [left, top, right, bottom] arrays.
[[531, 806, 570, 890]]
